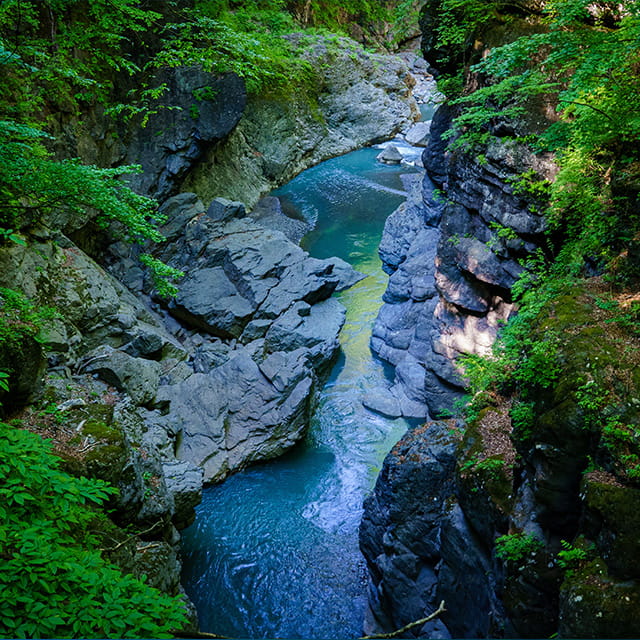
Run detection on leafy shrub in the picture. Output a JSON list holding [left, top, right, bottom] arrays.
[[510, 401, 535, 440], [0, 423, 188, 638], [557, 539, 590, 572], [495, 532, 544, 565], [460, 455, 505, 479]]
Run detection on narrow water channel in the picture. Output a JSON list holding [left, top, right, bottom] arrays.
[[181, 146, 422, 639]]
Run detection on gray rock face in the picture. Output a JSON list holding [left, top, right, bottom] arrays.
[[162, 461, 204, 530], [184, 37, 419, 208], [125, 192, 358, 483], [0, 236, 186, 364], [158, 350, 313, 483], [170, 267, 256, 338], [153, 195, 362, 349], [362, 75, 560, 635], [80, 345, 161, 406], [360, 422, 507, 638], [370, 103, 555, 418], [125, 68, 247, 200]]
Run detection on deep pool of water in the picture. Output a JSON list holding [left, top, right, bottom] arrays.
[[180, 147, 422, 639]]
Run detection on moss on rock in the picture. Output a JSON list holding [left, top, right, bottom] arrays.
[[559, 557, 640, 638], [583, 475, 640, 580]]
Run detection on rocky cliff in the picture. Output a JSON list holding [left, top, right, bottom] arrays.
[[184, 36, 419, 208], [370, 103, 555, 419], [360, 2, 640, 638]]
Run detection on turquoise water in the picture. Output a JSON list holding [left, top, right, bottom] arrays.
[[180, 148, 421, 639]]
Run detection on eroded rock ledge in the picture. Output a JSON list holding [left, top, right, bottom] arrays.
[[369, 103, 555, 419]]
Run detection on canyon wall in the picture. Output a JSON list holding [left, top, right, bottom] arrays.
[[360, 2, 640, 638]]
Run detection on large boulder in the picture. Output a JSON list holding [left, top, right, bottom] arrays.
[[159, 349, 314, 483]]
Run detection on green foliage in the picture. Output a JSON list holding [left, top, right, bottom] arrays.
[[495, 532, 544, 564], [139, 254, 184, 299], [0, 423, 188, 638], [460, 278, 566, 403], [557, 539, 589, 572], [0, 120, 163, 242], [440, 0, 640, 280], [510, 401, 535, 440], [0, 227, 26, 246], [0, 121, 183, 297], [461, 455, 505, 479], [152, 13, 311, 94], [0, 287, 57, 351], [0, 0, 162, 118]]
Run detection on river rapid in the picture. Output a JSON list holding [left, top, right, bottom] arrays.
[[181, 144, 424, 639]]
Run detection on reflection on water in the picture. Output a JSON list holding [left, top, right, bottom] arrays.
[[181, 148, 422, 639]]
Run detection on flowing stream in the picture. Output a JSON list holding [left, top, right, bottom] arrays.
[[181, 145, 423, 639]]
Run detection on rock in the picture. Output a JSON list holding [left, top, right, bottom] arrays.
[[158, 192, 205, 242], [133, 541, 182, 595], [404, 121, 431, 147], [79, 346, 161, 406], [155, 209, 362, 349], [259, 348, 311, 393], [125, 69, 247, 199], [559, 558, 640, 638], [161, 350, 314, 483], [378, 193, 426, 273], [192, 340, 233, 373], [264, 299, 346, 369], [362, 386, 402, 418], [206, 197, 246, 222], [250, 196, 311, 244], [376, 144, 403, 165], [169, 266, 255, 338], [0, 330, 45, 412], [0, 237, 181, 364], [360, 422, 457, 636], [162, 460, 203, 529]]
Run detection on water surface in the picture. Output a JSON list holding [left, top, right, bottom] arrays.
[[181, 148, 422, 639]]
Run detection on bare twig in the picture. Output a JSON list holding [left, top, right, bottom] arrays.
[[359, 601, 447, 640], [172, 631, 230, 639], [99, 520, 163, 554]]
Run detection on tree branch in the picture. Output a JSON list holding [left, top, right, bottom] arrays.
[[172, 631, 230, 639], [359, 601, 447, 640], [558, 99, 614, 121]]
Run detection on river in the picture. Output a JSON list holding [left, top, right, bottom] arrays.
[[180, 142, 424, 639]]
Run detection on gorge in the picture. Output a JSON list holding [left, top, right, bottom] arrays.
[[2, 1, 640, 639]]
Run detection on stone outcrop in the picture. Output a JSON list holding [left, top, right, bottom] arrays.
[[360, 421, 509, 638], [124, 68, 247, 201], [362, 283, 640, 638], [2, 187, 361, 488], [184, 37, 418, 208], [370, 102, 555, 418]]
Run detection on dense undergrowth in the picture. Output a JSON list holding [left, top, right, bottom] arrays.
[[0, 424, 188, 639]]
